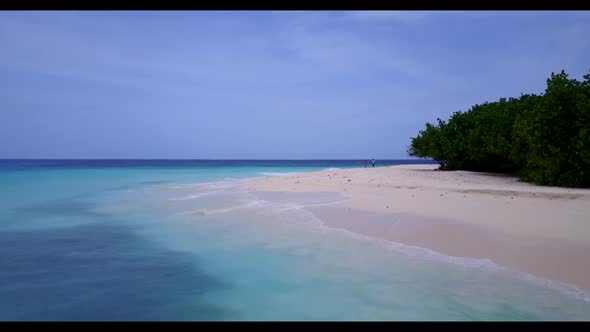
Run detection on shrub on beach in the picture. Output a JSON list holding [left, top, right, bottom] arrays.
[[408, 70, 590, 188]]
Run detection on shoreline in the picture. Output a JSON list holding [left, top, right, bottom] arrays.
[[240, 164, 590, 291]]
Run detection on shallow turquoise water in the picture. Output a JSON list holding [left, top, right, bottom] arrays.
[[1, 160, 589, 321]]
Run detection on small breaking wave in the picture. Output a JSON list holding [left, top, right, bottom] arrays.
[[179, 200, 269, 216], [168, 180, 240, 190], [168, 190, 225, 201], [258, 204, 590, 304], [258, 172, 300, 177], [299, 211, 590, 304]]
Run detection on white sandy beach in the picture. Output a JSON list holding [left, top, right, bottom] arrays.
[[241, 164, 590, 291]]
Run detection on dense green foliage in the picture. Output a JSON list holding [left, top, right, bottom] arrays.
[[408, 70, 590, 188]]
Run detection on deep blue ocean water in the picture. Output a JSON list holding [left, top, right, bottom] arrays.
[[1, 159, 590, 321]]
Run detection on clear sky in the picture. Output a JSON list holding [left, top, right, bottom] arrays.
[[1, 11, 589, 159]]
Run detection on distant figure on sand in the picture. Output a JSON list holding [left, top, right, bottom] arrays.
[[364, 160, 367, 168], [372, 159, 376, 168]]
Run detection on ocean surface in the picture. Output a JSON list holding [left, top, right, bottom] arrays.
[[1, 159, 590, 321]]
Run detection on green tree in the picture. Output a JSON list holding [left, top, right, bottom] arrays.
[[409, 69, 590, 188]]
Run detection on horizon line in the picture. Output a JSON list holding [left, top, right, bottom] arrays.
[[0, 158, 432, 161]]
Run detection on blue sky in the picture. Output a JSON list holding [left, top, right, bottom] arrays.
[[1, 11, 589, 159]]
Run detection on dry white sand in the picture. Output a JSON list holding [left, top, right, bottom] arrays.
[[241, 164, 590, 290]]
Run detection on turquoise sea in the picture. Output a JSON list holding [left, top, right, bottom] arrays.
[[1, 159, 589, 321]]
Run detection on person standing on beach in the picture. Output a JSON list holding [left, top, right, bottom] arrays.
[[372, 159, 376, 168]]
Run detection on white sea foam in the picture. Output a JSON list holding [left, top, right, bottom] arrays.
[[168, 190, 225, 201], [258, 172, 301, 177], [168, 180, 241, 190], [298, 211, 590, 303], [168, 183, 205, 189], [177, 199, 269, 217]]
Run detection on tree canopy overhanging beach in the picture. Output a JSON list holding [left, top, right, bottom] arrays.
[[408, 70, 590, 188]]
